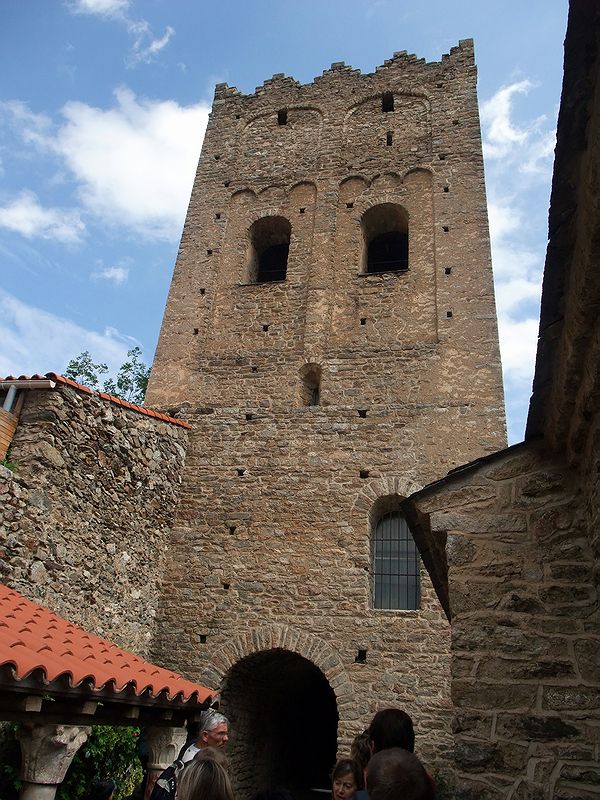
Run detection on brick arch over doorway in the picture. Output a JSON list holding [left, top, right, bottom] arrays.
[[221, 649, 338, 799]]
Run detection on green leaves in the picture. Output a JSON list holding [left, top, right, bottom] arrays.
[[64, 347, 150, 405], [58, 726, 143, 800]]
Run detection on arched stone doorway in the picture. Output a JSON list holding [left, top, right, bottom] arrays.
[[221, 648, 339, 800]]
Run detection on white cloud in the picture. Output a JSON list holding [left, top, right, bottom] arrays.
[[480, 79, 558, 442], [0, 91, 209, 242], [91, 264, 129, 284], [481, 80, 534, 159], [50, 88, 208, 240], [0, 191, 85, 244], [498, 317, 539, 385], [68, 0, 174, 66], [70, 0, 129, 18], [0, 289, 132, 378], [127, 21, 175, 66]]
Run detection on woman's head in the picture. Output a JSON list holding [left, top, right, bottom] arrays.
[[177, 756, 234, 800], [367, 709, 415, 754], [331, 759, 361, 800]]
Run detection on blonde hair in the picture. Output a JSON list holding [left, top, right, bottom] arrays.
[[177, 757, 234, 800]]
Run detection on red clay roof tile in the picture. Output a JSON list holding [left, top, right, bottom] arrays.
[[0, 374, 192, 429], [0, 585, 212, 703]]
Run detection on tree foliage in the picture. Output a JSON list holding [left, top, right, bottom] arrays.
[[57, 726, 143, 800], [65, 347, 150, 405], [0, 724, 143, 800]]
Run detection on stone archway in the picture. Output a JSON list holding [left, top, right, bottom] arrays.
[[201, 625, 353, 800]]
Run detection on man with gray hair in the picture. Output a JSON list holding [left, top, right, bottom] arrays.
[[181, 709, 229, 762], [149, 709, 229, 800]]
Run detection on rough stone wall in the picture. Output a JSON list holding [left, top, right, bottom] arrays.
[[0, 387, 188, 656], [147, 40, 506, 786], [412, 441, 599, 799]]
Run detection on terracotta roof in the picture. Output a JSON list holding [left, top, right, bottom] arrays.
[[0, 373, 192, 429], [0, 584, 212, 704]]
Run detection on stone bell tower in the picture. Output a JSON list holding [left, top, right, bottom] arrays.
[[147, 40, 506, 797]]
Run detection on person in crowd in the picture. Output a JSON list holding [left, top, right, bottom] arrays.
[[84, 779, 116, 800], [350, 730, 371, 788], [367, 708, 415, 753], [366, 748, 434, 800], [177, 756, 234, 800], [331, 758, 362, 800], [149, 711, 230, 800], [181, 710, 230, 763]]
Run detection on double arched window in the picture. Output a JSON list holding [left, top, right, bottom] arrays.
[[372, 511, 420, 610], [247, 216, 291, 283], [361, 203, 409, 274]]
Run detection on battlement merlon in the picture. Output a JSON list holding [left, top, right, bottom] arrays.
[[212, 39, 475, 103]]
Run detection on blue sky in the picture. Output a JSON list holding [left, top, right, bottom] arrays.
[[0, 0, 568, 443]]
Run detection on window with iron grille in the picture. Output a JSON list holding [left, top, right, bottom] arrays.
[[373, 512, 420, 610]]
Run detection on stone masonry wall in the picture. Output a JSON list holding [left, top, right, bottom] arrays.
[[0, 386, 189, 657], [412, 441, 599, 799], [147, 40, 507, 791]]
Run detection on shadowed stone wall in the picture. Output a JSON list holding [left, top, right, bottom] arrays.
[[411, 441, 599, 798], [147, 39, 506, 787], [0, 386, 189, 656]]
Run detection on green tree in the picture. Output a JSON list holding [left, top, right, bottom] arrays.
[[57, 726, 143, 800], [103, 347, 150, 405], [64, 347, 150, 405], [64, 350, 109, 390]]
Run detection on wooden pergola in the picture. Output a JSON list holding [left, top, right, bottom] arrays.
[[0, 584, 215, 800]]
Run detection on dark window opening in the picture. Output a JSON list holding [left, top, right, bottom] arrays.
[[199, 634, 207, 643], [247, 216, 291, 283], [278, 109, 288, 125], [386, 131, 393, 146], [362, 203, 409, 274], [251, 366, 258, 373], [224, 180, 230, 187], [445, 267, 452, 275], [223, 582, 230, 590], [443, 186, 449, 193], [299, 207, 306, 214], [262, 324, 270, 332], [355, 649, 367, 663], [442, 225, 449, 232], [382, 92, 394, 112], [216, 212, 222, 219], [193, 328, 199, 335], [360, 317, 367, 326], [346, 202, 354, 209], [229, 525, 237, 534], [237, 468, 246, 476], [446, 310, 453, 318], [300, 364, 321, 407], [358, 409, 368, 418], [439, 153, 446, 160], [373, 511, 420, 610], [245, 413, 254, 420], [207, 249, 213, 255], [367, 231, 408, 273], [200, 288, 206, 295], [360, 469, 370, 479], [215, 155, 221, 161]]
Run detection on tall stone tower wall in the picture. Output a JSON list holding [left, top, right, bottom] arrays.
[[147, 40, 506, 793]]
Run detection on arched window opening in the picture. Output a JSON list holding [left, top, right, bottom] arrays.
[[373, 511, 420, 610], [361, 203, 409, 274], [247, 216, 291, 283], [299, 364, 321, 406]]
